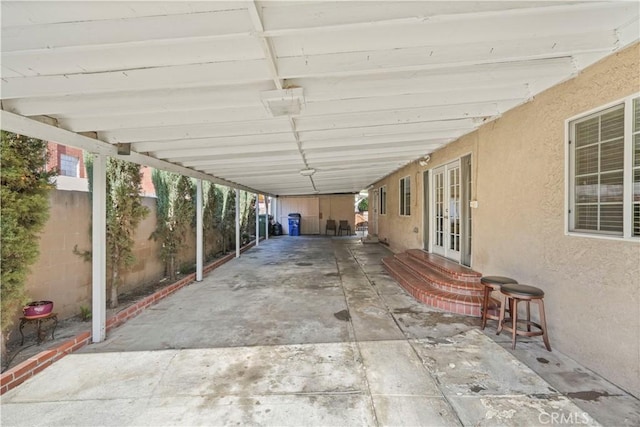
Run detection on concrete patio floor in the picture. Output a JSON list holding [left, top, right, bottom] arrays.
[[1, 237, 638, 426]]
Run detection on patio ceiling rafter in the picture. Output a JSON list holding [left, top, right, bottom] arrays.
[[1, 1, 638, 196], [0, 110, 268, 196]]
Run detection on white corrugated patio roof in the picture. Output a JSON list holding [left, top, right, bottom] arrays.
[[1, 1, 638, 196]]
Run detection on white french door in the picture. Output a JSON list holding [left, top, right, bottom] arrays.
[[432, 160, 461, 262]]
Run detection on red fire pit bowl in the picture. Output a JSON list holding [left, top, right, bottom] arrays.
[[23, 301, 54, 318]]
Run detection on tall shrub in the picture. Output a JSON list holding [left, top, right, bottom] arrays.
[[0, 131, 56, 355], [239, 192, 257, 243], [76, 156, 149, 308], [202, 181, 222, 260], [358, 197, 369, 212], [151, 171, 195, 280], [221, 187, 236, 251], [105, 158, 149, 307]]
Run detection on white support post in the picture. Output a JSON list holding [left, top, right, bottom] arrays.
[[92, 154, 107, 343], [255, 193, 260, 246], [265, 196, 269, 240], [235, 188, 241, 258], [196, 179, 203, 281]]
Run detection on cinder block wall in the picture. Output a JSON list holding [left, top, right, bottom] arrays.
[[21, 190, 216, 324]]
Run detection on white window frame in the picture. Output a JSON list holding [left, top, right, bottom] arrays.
[[565, 92, 639, 241], [399, 176, 411, 216], [379, 185, 387, 216]]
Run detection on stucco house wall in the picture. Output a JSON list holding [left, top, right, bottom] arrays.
[[373, 43, 640, 397]]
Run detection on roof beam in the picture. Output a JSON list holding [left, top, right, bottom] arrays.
[[267, 2, 636, 49], [0, 110, 267, 195], [1, 60, 270, 99], [131, 133, 295, 152], [300, 118, 476, 142], [154, 148, 300, 160], [2, 83, 273, 117], [246, 0, 282, 90], [99, 118, 291, 144], [58, 108, 270, 133], [295, 102, 501, 133], [303, 84, 530, 116], [186, 158, 304, 168], [1, 9, 253, 53], [259, 2, 619, 36], [2, 59, 568, 118], [302, 133, 451, 150], [276, 33, 615, 79], [1, 2, 242, 28], [166, 151, 301, 164]]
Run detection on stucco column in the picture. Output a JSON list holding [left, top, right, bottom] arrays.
[[92, 154, 107, 343]]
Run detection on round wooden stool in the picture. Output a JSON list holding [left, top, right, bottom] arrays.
[[498, 283, 551, 351], [480, 276, 517, 330]]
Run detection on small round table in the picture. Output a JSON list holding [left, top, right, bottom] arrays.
[[19, 312, 58, 345]]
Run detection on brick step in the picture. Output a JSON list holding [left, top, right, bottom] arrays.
[[394, 253, 484, 297], [382, 257, 488, 317], [406, 249, 481, 282]]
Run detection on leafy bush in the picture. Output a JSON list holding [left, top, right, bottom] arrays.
[[0, 131, 56, 341]]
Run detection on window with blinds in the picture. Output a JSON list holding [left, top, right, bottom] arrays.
[[568, 94, 640, 240], [400, 176, 411, 216], [379, 186, 387, 215]]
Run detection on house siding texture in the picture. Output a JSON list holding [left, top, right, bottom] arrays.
[[374, 42, 640, 397]]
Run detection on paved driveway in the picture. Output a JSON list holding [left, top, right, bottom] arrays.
[[1, 237, 603, 426]]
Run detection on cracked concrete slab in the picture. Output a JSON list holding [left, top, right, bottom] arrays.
[[1, 237, 636, 426], [447, 395, 600, 427], [484, 336, 640, 426]]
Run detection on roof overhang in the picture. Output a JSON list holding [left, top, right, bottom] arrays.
[[2, 1, 638, 195]]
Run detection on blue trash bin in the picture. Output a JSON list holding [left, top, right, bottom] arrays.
[[288, 213, 301, 236]]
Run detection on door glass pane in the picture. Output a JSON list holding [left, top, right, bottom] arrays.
[[434, 172, 444, 248], [448, 167, 460, 252]]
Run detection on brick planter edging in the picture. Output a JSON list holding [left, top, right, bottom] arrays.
[[0, 239, 260, 395]]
